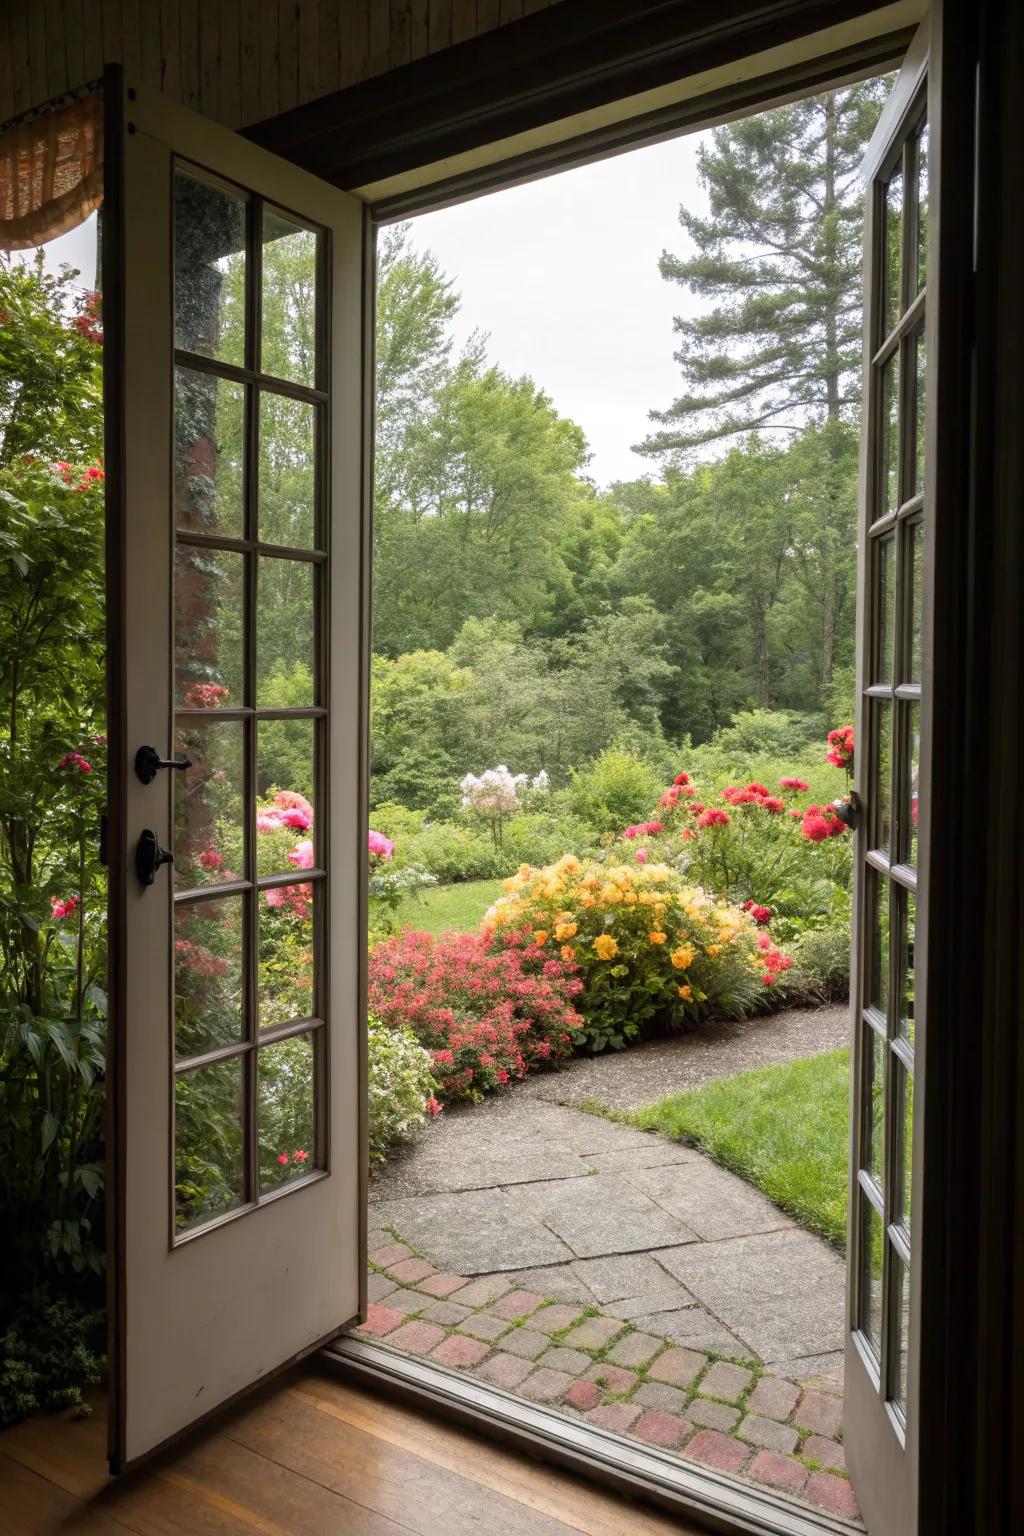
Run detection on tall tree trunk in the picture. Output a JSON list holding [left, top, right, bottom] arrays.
[[752, 597, 770, 706]]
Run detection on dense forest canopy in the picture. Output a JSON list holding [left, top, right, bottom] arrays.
[[366, 78, 887, 811]]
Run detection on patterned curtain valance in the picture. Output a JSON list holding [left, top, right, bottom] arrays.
[[0, 91, 103, 252]]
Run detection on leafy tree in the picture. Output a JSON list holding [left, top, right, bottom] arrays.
[[639, 80, 890, 454], [374, 222, 459, 514], [373, 360, 590, 655], [0, 259, 101, 466], [371, 648, 476, 813], [611, 424, 857, 732]]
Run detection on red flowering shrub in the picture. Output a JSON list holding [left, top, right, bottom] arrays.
[[599, 733, 854, 969], [826, 725, 855, 772], [799, 804, 847, 842], [368, 928, 584, 1102], [742, 900, 773, 925], [622, 820, 664, 839]]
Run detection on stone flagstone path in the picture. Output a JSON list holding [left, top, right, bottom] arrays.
[[366, 1090, 859, 1522]]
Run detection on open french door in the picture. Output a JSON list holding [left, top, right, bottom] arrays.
[[844, 18, 933, 1536], [104, 72, 369, 1469]]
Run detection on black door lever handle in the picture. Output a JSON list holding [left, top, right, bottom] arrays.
[[135, 745, 191, 784], [831, 791, 860, 830], [135, 829, 174, 886]]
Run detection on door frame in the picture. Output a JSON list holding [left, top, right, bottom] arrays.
[[312, 5, 1012, 1534], [314, 12, 1000, 1536], [95, 0, 1018, 1528]]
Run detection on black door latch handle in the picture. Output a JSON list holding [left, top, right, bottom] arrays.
[[135, 829, 173, 886], [831, 791, 860, 830], [135, 745, 191, 784]]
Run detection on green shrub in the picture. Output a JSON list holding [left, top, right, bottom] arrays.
[[0, 1011, 106, 1286], [499, 807, 596, 869], [368, 1017, 439, 1166], [789, 922, 852, 1002], [393, 821, 507, 883], [569, 749, 662, 835], [0, 1288, 104, 1427], [711, 708, 824, 758], [486, 856, 783, 1052], [369, 801, 430, 842]]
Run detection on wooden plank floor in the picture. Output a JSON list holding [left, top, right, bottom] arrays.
[[0, 1366, 704, 1535]]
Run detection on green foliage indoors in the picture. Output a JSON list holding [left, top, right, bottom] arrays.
[[0, 1288, 104, 1427], [0, 253, 108, 1417], [629, 1049, 850, 1248]]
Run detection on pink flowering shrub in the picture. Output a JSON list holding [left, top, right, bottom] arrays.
[[368, 929, 584, 1102]]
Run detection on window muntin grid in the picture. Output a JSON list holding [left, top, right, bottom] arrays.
[[855, 98, 927, 1426], [170, 163, 329, 1242]]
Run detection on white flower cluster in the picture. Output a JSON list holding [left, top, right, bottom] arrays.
[[460, 765, 548, 813]]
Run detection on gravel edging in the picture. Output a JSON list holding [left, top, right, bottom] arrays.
[[514, 1002, 850, 1112]]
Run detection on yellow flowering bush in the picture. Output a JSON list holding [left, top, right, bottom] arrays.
[[483, 855, 784, 1052]]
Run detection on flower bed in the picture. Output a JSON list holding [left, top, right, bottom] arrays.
[[483, 855, 786, 1053], [368, 927, 583, 1100]]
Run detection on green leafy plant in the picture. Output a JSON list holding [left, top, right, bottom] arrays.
[[0, 253, 108, 1409], [0, 1287, 105, 1427], [568, 749, 663, 836], [368, 1017, 439, 1168], [1, 261, 107, 1296]]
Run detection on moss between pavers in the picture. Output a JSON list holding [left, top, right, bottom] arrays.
[[366, 1225, 853, 1499]]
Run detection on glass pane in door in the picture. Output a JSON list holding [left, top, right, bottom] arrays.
[[853, 99, 927, 1423], [170, 161, 329, 1243]]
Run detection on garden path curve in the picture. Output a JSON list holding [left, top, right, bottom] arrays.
[[370, 1009, 848, 1379]]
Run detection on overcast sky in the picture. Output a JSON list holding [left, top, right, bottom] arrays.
[[12, 214, 98, 288], [405, 132, 709, 488]]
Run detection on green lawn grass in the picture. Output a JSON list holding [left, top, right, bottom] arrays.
[[391, 877, 506, 936], [629, 1048, 850, 1249]]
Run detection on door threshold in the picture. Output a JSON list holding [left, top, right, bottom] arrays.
[[322, 1337, 863, 1536]]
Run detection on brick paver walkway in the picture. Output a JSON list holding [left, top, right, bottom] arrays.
[[371, 1097, 846, 1378], [358, 1230, 860, 1523], [366, 1091, 859, 1522]]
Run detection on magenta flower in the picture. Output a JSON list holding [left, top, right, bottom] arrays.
[[368, 829, 394, 860], [287, 838, 314, 870], [274, 790, 313, 817], [281, 807, 312, 830]]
